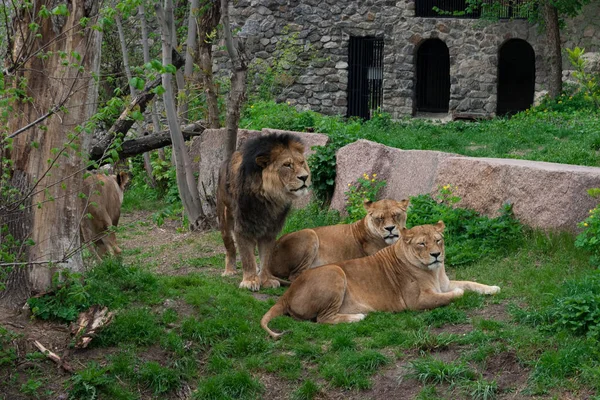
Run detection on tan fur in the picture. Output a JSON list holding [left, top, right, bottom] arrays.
[[261, 221, 500, 339], [269, 199, 410, 281], [80, 172, 129, 259], [217, 135, 311, 291]]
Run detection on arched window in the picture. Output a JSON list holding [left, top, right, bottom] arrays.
[[416, 39, 450, 113], [497, 39, 535, 116]]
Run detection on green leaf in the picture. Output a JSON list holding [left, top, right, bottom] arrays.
[[164, 64, 177, 74], [130, 77, 145, 91], [51, 4, 69, 16]]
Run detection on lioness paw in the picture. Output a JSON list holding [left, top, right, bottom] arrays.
[[261, 279, 281, 289], [486, 285, 501, 295], [239, 277, 261, 291], [222, 269, 238, 277], [453, 288, 465, 296], [349, 313, 366, 322]]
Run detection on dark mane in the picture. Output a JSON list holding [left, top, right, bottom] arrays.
[[239, 133, 304, 178]]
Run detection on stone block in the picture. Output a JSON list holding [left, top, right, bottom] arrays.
[[435, 157, 600, 231], [331, 140, 457, 212]]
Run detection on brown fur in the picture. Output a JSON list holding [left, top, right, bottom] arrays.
[[217, 133, 311, 291], [80, 171, 129, 259], [269, 199, 410, 281], [261, 221, 500, 338]]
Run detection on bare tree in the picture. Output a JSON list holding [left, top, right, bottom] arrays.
[[1, 0, 102, 307], [156, 0, 210, 231], [221, 0, 249, 158], [197, 0, 221, 128], [115, 11, 155, 186]]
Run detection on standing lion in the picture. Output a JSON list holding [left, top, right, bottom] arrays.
[[217, 133, 311, 291]]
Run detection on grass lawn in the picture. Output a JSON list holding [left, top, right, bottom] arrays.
[[2, 197, 600, 399]]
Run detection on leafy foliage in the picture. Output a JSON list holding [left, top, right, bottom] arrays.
[[344, 173, 386, 221], [575, 189, 600, 266], [407, 189, 523, 265]]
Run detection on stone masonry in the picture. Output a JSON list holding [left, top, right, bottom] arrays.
[[222, 0, 600, 119]]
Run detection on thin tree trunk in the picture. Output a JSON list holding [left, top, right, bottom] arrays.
[[198, 0, 221, 128], [2, 0, 102, 305], [179, 0, 200, 123], [139, 3, 165, 161], [221, 0, 248, 158], [156, 0, 210, 231], [544, 0, 562, 98]]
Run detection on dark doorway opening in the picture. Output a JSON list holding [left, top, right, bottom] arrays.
[[347, 37, 384, 120], [416, 39, 450, 113], [497, 39, 535, 116]]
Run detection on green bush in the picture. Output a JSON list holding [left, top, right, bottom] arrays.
[[407, 190, 523, 265], [576, 188, 600, 266], [344, 173, 386, 221]]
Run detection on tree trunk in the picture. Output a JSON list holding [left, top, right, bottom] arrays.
[[139, 3, 166, 162], [179, 0, 200, 123], [221, 0, 248, 158], [116, 12, 156, 187], [544, 0, 563, 98], [198, 0, 221, 128], [2, 0, 102, 306], [156, 0, 211, 231]]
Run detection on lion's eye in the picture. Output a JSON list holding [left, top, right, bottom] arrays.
[[375, 217, 384, 222], [283, 162, 292, 169], [418, 242, 426, 247], [436, 239, 442, 244]]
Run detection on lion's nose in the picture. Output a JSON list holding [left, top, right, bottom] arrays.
[[430, 252, 441, 258], [298, 174, 308, 183], [384, 226, 395, 233]]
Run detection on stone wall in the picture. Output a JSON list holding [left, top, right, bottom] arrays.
[[222, 0, 600, 119]]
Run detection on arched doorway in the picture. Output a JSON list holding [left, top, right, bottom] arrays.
[[497, 39, 535, 116], [416, 39, 450, 113]]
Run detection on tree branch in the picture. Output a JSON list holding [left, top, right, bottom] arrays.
[[88, 121, 206, 164]]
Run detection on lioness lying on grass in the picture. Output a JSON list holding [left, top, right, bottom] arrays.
[[269, 199, 409, 281], [261, 221, 500, 339]]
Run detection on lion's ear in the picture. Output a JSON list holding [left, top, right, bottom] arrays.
[[401, 227, 413, 242], [255, 155, 270, 168], [434, 220, 445, 233], [363, 199, 373, 209], [397, 199, 409, 210]]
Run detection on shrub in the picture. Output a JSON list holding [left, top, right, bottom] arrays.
[[407, 187, 523, 265], [575, 188, 600, 266], [344, 173, 386, 221]]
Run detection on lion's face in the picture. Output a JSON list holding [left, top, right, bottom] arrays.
[[365, 199, 409, 244], [399, 221, 445, 270], [259, 141, 311, 200]]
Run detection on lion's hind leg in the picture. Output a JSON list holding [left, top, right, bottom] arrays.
[[270, 230, 319, 281], [448, 280, 500, 295], [219, 204, 238, 276]]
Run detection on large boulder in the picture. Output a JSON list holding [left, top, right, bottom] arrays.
[[331, 140, 457, 212], [331, 139, 600, 231], [193, 128, 329, 219], [435, 157, 600, 231]]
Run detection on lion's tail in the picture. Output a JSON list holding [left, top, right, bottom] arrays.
[[274, 277, 291, 286], [261, 302, 287, 339]]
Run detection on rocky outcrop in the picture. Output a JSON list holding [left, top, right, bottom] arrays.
[[332, 139, 600, 231], [331, 140, 458, 211]]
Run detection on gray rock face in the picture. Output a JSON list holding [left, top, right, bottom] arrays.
[[194, 128, 330, 215], [435, 157, 600, 231], [330, 140, 457, 212], [331, 140, 600, 231]]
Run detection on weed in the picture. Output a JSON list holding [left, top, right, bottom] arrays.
[[345, 173, 386, 221], [407, 357, 477, 385], [138, 361, 180, 394], [193, 370, 263, 399], [96, 307, 162, 346], [292, 379, 320, 400], [467, 378, 498, 400]]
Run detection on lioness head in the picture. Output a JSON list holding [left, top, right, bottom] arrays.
[[399, 221, 445, 270], [365, 199, 410, 244], [252, 134, 311, 200]]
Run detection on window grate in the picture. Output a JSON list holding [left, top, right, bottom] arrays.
[[347, 37, 384, 120]]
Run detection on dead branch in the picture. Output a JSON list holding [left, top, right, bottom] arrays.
[[32, 340, 74, 372]]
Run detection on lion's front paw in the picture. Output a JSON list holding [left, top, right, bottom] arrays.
[[221, 268, 238, 277], [486, 285, 501, 295], [239, 276, 261, 291], [261, 278, 280, 289], [453, 288, 465, 297]]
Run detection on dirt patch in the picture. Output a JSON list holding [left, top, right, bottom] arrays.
[[470, 302, 510, 322], [482, 351, 530, 397], [432, 323, 473, 336]]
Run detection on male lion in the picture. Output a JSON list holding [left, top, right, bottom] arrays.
[[80, 171, 129, 259], [261, 221, 500, 338], [269, 199, 410, 281], [217, 133, 311, 291]]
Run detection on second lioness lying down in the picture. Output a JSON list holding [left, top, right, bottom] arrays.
[[261, 221, 500, 339], [268, 199, 409, 281]]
